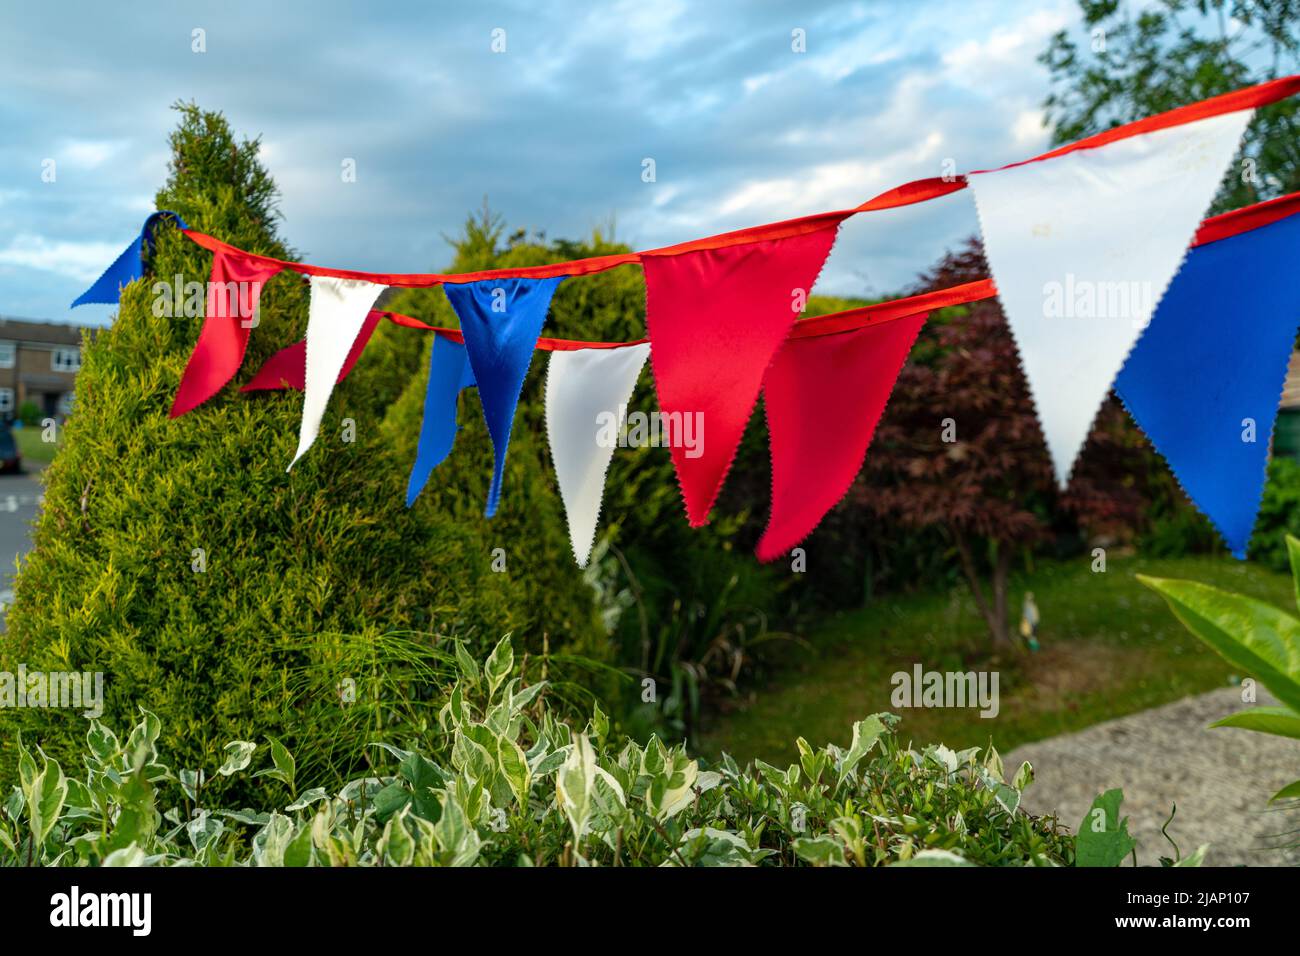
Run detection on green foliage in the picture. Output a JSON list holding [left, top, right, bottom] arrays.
[[1140, 534, 1300, 803], [1075, 788, 1137, 867], [383, 205, 805, 741], [1, 638, 1084, 867], [700, 553, 1293, 765], [1137, 497, 1225, 559], [0, 104, 605, 800], [1249, 458, 1300, 571], [16, 401, 41, 428], [858, 246, 1056, 646]]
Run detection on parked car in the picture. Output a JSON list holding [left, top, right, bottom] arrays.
[[0, 422, 22, 474]]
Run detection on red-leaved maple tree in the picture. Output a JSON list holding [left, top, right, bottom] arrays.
[[854, 238, 1163, 645]]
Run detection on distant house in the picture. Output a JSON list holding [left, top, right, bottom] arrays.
[[1275, 352, 1300, 459], [0, 317, 88, 422]]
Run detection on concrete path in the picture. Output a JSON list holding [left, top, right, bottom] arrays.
[[1006, 686, 1300, 866]]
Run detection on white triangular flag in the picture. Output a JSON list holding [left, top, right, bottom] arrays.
[[968, 107, 1253, 485], [289, 275, 386, 469], [545, 342, 651, 566]]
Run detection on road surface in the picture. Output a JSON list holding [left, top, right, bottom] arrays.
[[0, 467, 44, 629]]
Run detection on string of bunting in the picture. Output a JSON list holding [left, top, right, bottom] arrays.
[[73, 75, 1300, 565]]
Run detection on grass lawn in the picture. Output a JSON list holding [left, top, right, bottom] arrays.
[[695, 553, 1293, 765], [13, 426, 60, 464]]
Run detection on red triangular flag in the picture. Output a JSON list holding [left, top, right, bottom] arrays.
[[170, 251, 283, 417], [241, 338, 307, 392], [241, 309, 383, 393], [643, 223, 841, 526], [756, 313, 927, 562]]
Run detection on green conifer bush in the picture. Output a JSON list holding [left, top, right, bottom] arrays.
[[0, 105, 604, 795]]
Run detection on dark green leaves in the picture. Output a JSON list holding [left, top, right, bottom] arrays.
[[1140, 549, 1300, 806], [1076, 789, 1137, 867], [1138, 574, 1300, 713]]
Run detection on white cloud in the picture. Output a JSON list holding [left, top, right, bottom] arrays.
[[0, 234, 126, 282], [713, 158, 886, 221], [58, 138, 128, 169], [1012, 108, 1048, 148], [940, 7, 1071, 82], [650, 184, 681, 208], [914, 129, 945, 163], [573, 0, 690, 62], [0, 0, 1090, 317]]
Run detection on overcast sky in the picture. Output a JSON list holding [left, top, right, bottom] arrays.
[[0, 0, 1085, 325]]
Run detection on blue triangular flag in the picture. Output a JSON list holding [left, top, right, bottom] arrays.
[[406, 334, 477, 507], [72, 210, 189, 308], [443, 276, 563, 516], [1116, 210, 1300, 558]]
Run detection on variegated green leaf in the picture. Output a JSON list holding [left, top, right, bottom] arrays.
[[378, 809, 416, 866], [257, 812, 294, 867], [101, 844, 148, 867], [793, 835, 847, 866], [285, 787, 328, 812], [454, 642, 480, 685], [892, 849, 976, 867], [1012, 761, 1034, 792], [484, 635, 514, 698], [644, 751, 698, 822], [497, 734, 530, 806], [27, 752, 67, 849], [217, 741, 257, 776], [556, 733, 597, 844], [254, 736, 296, 791], [839, 715, 888, 782], [1174, 844, 1210, 867]]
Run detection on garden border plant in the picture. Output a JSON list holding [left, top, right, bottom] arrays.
[[1, 636, 1204, 867], [1141, 532, 1300, 810]]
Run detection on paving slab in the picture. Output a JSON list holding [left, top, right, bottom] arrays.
[[1006, 686, 1300, 866]]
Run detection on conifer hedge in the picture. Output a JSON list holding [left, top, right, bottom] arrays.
[[0, 105, 605, 794]]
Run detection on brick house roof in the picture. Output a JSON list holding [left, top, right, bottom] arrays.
[[0, 316, 91, 346]]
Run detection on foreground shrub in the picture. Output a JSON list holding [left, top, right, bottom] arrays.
[[1141, 532, 1300, 808], [2, 638, 1080, 867]]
